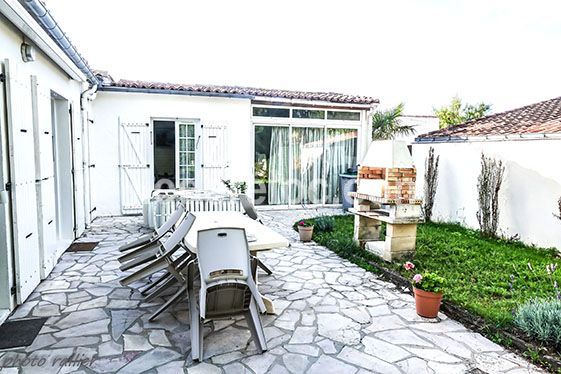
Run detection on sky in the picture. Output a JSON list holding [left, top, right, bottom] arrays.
[[45, 0, 561, 115]]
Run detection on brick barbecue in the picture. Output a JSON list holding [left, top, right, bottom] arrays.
[[349, 141, 423, 261]]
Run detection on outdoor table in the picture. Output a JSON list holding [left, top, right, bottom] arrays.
[[183, 211, 289, 314]]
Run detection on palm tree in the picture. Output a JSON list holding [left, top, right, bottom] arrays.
[[371, 103, 416, 140]]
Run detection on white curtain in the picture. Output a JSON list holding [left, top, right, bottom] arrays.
[[325, 129, 357, 203], [268, 127, 289, 204], [291, 128, 323, 204]]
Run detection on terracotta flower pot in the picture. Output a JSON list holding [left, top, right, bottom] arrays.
[[413, 287, 443, 318], [298, 226, 314, 242]]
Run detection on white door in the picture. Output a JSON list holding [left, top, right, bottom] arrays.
[[118, 118, 152, 215], [201, 124, 228, 190], [4, 60, 41, 303]]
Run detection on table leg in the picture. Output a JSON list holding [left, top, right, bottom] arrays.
[[251, 251, 276, 315]]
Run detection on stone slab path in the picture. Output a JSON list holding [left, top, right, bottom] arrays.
[[0, 209, 543, 373]]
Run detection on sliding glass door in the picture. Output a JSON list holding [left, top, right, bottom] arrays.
[[325, 128, 357, 203], [254, 125, 357, 206], [254, 126, 289, 205], [291, 127, 323, 205]]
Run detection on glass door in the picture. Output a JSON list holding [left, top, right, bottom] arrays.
[[291, 127, 324, 205], [254, 124, 358, 206], [176, 122, 196, 189]]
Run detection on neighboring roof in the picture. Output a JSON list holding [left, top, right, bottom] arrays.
[[417, 96, 561, 141], [98, 76, 379, 105]]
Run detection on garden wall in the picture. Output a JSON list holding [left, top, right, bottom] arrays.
[[412, 139, 561, 250]]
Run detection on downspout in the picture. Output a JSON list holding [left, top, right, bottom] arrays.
[[22, 0, 99, 85]]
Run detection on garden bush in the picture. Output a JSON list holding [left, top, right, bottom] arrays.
[[514, 299, 561, 348], [314, 215, 335, 233]]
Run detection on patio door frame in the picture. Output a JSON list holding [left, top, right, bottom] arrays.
[[151, 117, 202, 190], [252, 108, 362, 208]]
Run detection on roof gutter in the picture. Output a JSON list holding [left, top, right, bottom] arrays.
[[414, 132, 561, 144], [0, 0, 86, 82], [21, 0, 98, 85]]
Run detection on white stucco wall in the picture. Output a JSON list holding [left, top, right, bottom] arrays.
[[413, 139, 561, 250], [0, 13, 91, 306], [91, 91, 252, 216]]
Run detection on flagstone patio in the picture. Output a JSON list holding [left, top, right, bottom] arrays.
[[0, 209, 543, 373]]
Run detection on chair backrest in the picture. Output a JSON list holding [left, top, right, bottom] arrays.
[[197, 228, 251, 284], [161, 212, 196, 252], [238, 194, 259, 221], [155, 204, 185, 236]]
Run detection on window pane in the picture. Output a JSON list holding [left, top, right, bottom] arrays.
[[292, 109, 325, 119], [291, 128, 324, 205], [253, 107, 290, 118], [327, 111, 360, 121], [254, 126, 289, 205], [187, 125, 195, 137], [325, 129, 357, 203]]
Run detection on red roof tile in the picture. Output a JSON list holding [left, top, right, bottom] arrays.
[[100, 77, 378, 105], [417, 96, 561, 140]]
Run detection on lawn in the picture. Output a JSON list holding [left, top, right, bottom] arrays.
[[299, 215, 561, 328]]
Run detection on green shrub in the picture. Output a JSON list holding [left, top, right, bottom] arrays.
[[514, 299, 561, 348], [314, 216, 335, 233]]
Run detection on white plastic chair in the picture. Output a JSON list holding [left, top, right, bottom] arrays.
[[238, 194, 273, 276], [119, 212, 195, 268], [119, 213, 196, 288], [190, 227, 267, 361], [118, 204, 185, 253]]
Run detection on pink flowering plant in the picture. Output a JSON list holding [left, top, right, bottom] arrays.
[[412, 272, 446, 293], [403, 261, 446, 293], [297, 220, 313, 228]]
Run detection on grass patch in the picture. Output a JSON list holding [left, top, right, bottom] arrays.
[[298, 215, 561, 328]]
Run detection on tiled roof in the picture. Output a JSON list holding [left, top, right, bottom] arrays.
[[417, 96, 561, 140], [101, 77, 379, 105]]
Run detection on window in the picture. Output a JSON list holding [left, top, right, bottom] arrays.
[[327, 111, 360, 121], [292, 109, 325, 119], [253, 107, 290, 118]]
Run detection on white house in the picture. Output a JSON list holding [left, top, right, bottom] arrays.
[[0, 0, 378, 317], [91, 74, 377, 215], [0, 0, 98, 319], [413, 96, 561, 250]]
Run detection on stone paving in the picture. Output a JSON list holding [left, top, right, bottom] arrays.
[[0, 208, 543, 374]]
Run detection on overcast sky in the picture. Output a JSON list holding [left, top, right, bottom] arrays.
[[45, 0, 561, 115]]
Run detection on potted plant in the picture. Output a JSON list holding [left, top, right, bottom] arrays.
[[411, 271, 446, 318], [297, 220, 314, 242]]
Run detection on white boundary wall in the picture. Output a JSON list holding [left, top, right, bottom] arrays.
[[413, 139, 561, 250]]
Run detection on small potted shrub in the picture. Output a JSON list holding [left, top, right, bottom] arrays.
[[297, 220, 314, 242], [403, 262, 445, 318]]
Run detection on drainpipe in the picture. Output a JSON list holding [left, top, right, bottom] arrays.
[[22, 0, 99, 85]]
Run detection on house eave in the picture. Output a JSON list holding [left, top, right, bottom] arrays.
[[99, 86, 378, 109], [98, 85, 254, 100]]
